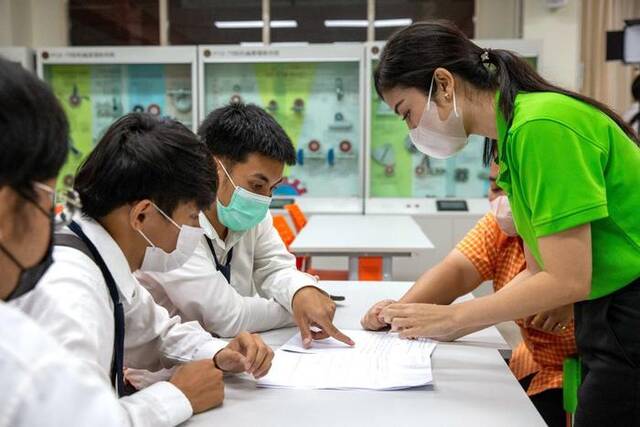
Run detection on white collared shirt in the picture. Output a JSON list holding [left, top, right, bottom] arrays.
[[0, 301, 122, 427], [136, 211, 317, 338], [12, 216, 228, 427]]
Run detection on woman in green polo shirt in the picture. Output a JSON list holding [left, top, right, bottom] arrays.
[[374, 21, 640, 426]]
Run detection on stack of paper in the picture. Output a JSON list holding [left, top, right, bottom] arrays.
[[257, 330, 436, 391]]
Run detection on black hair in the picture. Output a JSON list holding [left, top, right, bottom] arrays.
[[0, 57, 69, 199], [74, 113, 217, 219], [632, 74, 640, 102], [630, 74, 640, 129], [374, 20, 640, 165], [198, 102, 296, 166]]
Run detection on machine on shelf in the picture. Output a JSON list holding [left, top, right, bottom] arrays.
[[199, 44, 365, 214], [37, 46, 198, 189]]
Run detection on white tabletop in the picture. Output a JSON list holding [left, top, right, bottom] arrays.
[[289, 215, 434, 255], [184, 282, 543, 427]]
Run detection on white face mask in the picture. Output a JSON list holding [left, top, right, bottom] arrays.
[[137, 203, 204, 272], [490, 195, 518, 237], [409, 73, 469, 159]]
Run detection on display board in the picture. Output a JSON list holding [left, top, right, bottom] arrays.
[[200, 45, 364, 210], [37, 47, 198, 188]]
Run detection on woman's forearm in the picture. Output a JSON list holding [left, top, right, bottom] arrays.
[[455, 270, 580, 330], [400, 250, 482, 305]]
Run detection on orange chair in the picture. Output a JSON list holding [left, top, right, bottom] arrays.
[[358, 256, 384, 281], [272, 215, 295, 248], [284, 203, 307, 232]]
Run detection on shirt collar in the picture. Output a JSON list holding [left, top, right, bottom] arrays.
[[73, 216, 137, 303], [198, 211, 244, 252]]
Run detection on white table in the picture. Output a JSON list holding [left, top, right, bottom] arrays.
[[184, 282, 544, 427], [289, 215, 434, 280]]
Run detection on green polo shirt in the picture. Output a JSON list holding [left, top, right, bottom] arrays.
[[495, 91, 640, 299]]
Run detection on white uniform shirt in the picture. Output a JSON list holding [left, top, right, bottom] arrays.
[[11, 216, 228, 427], [137, 211, 317, 338], [0, 301, 122, 427]]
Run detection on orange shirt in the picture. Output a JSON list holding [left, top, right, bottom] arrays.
[[456, 213, 577, 396]]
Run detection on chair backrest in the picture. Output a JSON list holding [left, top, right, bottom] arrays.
[[284, 203, 307, 232], [272, 215, 295, 248], [358, 256, 383, 281]]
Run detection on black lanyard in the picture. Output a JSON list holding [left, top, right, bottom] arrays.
[[205, 236, 233, 284], [66, 221, 127, 397]]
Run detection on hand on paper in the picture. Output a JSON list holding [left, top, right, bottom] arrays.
[[292, 286, 354, 349]]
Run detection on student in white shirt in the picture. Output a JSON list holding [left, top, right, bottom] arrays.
[[13, 113, 273, 427], [138, 103, 354, 347], [0, 57, 122, 426]]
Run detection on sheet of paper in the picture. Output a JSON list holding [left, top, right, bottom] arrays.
[[258, 330, 436, 391], [280, 329, 436, 358]]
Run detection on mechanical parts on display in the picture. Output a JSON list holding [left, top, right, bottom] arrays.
[[292, 98, 305, 113], [203, 59, 361, 198], [147, 104, 161, 116], [68, 84, 89, 107], [167, 88, 192, 113]]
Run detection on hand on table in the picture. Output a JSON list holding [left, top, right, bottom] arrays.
[[214, 332, 274, 379], [292, 286, 354, 349], [381, 303, 460, 339], [169, 359, 224, 414], [360, 299, 396, 330]]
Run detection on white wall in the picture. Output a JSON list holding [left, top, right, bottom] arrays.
[[475, 0, 520, 39], [0, 0, 68, 47], [522, 0, 582, 90]]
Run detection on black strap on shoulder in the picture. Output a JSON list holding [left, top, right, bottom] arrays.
[[205, 236, 233, 284], [55, 222, 127, 397]]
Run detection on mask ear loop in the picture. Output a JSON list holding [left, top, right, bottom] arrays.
[[452, 87, 459, 118], [426, 73, 435, 112], [137, 228, 156, 248], [150, 202, 181, 230], [216, 159, 238, 190]]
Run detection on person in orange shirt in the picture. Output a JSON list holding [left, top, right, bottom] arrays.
[[361, 161, 576, 427]]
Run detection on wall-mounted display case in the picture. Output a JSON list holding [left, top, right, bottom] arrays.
[[199, 44, 365, 213], [37, 46, 198, 188]]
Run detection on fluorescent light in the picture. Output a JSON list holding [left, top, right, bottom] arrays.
[[271, 20, 298, 28], [324, 20, 368, 28], [324, 18, 412, 28], [375, 18, 412, 28], [214, 20, 298, 29], [271, 42, 309, 46]]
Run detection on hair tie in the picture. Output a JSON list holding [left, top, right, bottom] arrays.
[[480, 49, 491, 63]]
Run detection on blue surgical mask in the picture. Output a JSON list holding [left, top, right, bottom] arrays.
[[216, 160, 271, 232]]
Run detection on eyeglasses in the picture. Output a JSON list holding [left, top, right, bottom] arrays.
[[34, 182, 82, 229]]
